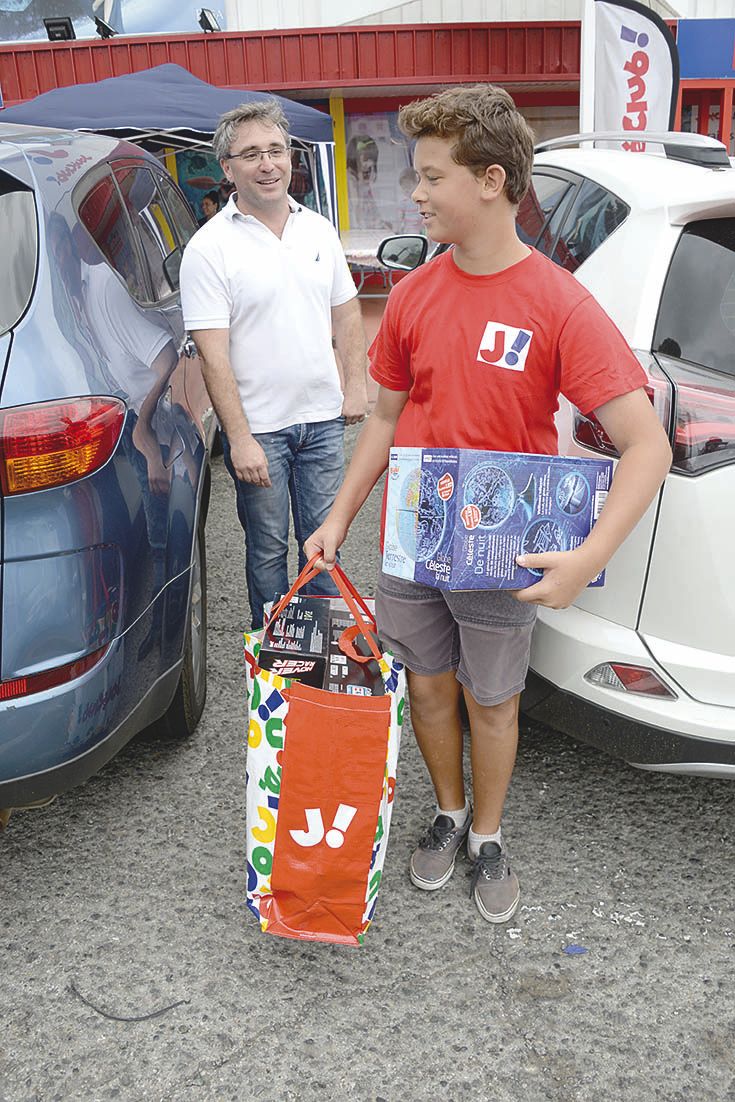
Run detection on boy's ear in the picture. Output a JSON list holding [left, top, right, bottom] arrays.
[[481, 163, 507, 200]]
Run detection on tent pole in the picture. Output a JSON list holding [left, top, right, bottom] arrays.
[[329, 93, 350, 234]]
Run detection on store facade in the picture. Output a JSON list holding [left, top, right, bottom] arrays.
[[676, 18, 735, 152], [1, 16, 733, 238]]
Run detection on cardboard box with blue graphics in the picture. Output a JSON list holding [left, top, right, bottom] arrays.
[[383, 447, 613, 590]]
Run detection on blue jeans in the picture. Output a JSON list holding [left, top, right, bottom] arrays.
[[222, 418, 345, 628]]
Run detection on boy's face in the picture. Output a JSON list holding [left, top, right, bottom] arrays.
[[412, 135, 490, 245]]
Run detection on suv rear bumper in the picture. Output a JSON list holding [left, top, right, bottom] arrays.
[[0, 656, 181, 808], [0, 589, 185, 808], [521, 671, 735, 776], [527, 604, 735, 776]]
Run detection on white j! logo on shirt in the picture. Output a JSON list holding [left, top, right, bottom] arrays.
[[476, 321, 534, 372]]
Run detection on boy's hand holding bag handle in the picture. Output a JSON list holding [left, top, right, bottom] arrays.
[[243, 556, 406, 946]]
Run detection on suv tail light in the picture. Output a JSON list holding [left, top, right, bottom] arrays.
[[585, 662, 677, 699], [0, 397, 125, 495], [574, 352, 735, 477], [573, 353, 673, 457], [660, 357, 735, 476]]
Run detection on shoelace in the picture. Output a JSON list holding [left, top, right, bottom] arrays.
[[418, 817, 458, 852], [469, 843, 508, 897]]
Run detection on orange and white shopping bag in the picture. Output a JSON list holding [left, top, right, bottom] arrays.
[[243, 559, 406, 946]]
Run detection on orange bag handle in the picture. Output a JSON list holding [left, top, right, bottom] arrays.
[[263, 555, 383, 664]]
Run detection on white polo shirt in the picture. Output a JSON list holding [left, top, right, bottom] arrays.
[[180, 195, 357, 434]]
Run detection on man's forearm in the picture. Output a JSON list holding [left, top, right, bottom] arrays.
[[333, 300, 368, 392], [198, 352, 252, 445]]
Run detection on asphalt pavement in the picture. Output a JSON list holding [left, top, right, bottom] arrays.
[[1, 426, 734, 1102]]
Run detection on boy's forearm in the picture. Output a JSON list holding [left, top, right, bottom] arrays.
[[328, 410, 396, 529], [576, 436, 672, 575]]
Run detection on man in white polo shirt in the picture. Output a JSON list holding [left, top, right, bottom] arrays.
[[180, 99, 368, 627]]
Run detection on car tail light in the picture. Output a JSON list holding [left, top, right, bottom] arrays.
[[585, 662, 677, 699], [0, 397, 125, 495], [574, 352, 735, 477], [573, 353, 673, 457], [660, 358, 735, 476], [0, 646, 106, 702]]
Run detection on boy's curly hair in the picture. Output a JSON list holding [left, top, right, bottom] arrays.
[[398, 85, 534, 205]]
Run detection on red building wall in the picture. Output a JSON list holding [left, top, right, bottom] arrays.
[[0, 22, 581, 108]]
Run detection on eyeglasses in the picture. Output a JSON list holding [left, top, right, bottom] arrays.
[[226, 145, 291, 165]]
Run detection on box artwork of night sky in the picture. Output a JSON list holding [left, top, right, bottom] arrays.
[[383, 447, 614, 591]]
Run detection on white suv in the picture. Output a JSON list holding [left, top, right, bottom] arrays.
[[520, 133, 735, 777], [379, 133, 735, 777]]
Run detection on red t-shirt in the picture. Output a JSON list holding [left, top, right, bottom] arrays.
[[370, 247, 647, 454]]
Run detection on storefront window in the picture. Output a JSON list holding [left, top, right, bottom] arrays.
[[708, 103, 721, 139], [681, 103, 699, 133]]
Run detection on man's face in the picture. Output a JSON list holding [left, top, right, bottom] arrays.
[[220, 120, 292, 218], [412, 135, 487, 245]]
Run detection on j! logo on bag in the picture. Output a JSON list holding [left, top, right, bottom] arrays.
[[476, 321, 533, 372], [289, 803, 357, 848]]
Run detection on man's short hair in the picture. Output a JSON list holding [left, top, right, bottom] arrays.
[[398, 85, 534, 205], [213, 99, 290, 162]]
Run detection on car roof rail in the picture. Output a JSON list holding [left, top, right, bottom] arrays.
[[534, 131, 730, 168]]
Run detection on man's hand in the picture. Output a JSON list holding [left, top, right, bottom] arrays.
[[145, 451, 170, 496], [513, 548, 600, 609], [304, 517, 348, 571], [133, 422, 169, 495], [230, 436, 271, 487], [341, 383, 369, 426]]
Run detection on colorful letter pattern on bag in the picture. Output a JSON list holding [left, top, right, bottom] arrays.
[[244, 637, 288, 924], [243, 630, 405, 945]]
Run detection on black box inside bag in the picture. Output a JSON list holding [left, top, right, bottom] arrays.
[[260, 595, 384, 696]]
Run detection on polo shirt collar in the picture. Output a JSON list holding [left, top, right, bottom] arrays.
[[223, 193, 302, 224]]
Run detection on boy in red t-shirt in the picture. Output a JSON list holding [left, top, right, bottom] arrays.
[[305, 86, 671, 924]]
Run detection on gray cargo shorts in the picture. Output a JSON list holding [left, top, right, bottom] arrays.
[[376, 570, 538, 707]]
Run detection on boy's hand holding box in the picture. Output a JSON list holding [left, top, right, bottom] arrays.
[[383, 447, 614, 591]]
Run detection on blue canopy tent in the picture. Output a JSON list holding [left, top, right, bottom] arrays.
[[0, 63, 337, 223]]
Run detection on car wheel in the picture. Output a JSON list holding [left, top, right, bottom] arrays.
[[158, 522, 208, 738]]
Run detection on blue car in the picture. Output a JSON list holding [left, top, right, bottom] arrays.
[[0, 124, 215, 814]]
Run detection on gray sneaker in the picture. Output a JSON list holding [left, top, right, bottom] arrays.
[[409, 813, 470, 891], [469, 841, 521, 923]]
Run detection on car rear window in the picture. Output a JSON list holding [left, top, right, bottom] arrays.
[[654, 220, 735, 378], [78, 172, 151, 302], [551, 179, 628, 272], [0, 172, 37, 336], [517, 173, 572, 249], [114, 165, 180, 302]]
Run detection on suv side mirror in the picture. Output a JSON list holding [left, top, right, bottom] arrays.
[[377, 234, 428, 271], [163, 246, 183, 292]]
